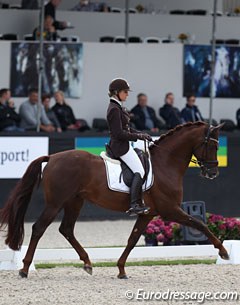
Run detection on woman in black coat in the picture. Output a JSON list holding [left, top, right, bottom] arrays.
[[52, 91, 77, 131], [106, 78, 151, 216]]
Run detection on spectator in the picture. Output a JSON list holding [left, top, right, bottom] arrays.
[[44, 0, 68, 30], [236, 109, 240, 128], [0, 88, 23, 132], [52, 91, 79, 131], [33, 15, 59, 41], [181, 94, 204, 123], [21, 0, 38, 9], [71, 0, 108, 12], [130, 93, 162, 131], [42, 94, 62, 132], [19, 88, 55, 132], [159, 92, 182, 129]]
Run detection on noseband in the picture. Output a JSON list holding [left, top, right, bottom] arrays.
[[191, 126, 219, 171]]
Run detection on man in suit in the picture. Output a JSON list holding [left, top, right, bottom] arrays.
[[131, 93, 162, 131], [181, 94, 204, 123]]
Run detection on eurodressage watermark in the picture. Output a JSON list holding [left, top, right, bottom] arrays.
[[124, 289, 239, 303]]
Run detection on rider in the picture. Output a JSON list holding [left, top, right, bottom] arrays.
[[106, 78, 152, 216]]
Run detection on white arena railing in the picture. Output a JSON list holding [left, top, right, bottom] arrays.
[[1, 240, 239, 270], [0, 244, 218, 271]]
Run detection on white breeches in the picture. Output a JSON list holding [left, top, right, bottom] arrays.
[[120, 144, 145, 179]]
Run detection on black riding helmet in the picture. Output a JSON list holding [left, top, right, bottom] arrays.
[[108, 78, 131, 100]]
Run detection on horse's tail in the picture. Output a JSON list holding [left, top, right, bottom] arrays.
[[0, 155, 50, 250]]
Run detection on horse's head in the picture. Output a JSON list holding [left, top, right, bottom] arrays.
[[193, 123, 224, 180]]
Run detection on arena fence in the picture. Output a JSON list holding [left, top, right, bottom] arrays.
[[1, 241, 240, 270], [0, 244, 219, 271]]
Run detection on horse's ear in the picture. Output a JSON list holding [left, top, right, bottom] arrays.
[[215, 122, 225, 130], [210, 122, 225, 133]]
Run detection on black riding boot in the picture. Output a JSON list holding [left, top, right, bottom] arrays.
[[126, 173, 150, 216]]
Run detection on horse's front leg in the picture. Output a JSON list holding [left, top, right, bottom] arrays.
[[117, 214, 154, 279], [168, 207, 229, 260]]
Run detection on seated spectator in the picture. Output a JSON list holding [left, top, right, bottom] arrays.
[[236, 109, 240, 129], [21, 0, 39, 9], [42, 94, 62, 132], [159, 92, 182, 129], [181, 94, 204, 123], [33, 15, 59, 41], [45, 0, 68, 30], [130, 93, 162, 131], [0, 88, 24, 132], [71, 0, 108, 12], [52, 91, 79, 131], [19, 88, 55, 132]]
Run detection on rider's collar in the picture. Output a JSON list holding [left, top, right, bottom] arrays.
[[111, 97, 122, 107]]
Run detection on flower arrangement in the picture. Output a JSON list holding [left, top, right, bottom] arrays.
[[178, 33, 188, 43], [206, 213, 240, 242], [143, 213, 240, 246], [143, 217, 181, 245]]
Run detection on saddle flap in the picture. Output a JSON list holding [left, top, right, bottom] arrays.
[[120, 149, 150, 187]]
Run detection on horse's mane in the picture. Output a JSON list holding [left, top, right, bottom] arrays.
[[149, 121, 207, 150]]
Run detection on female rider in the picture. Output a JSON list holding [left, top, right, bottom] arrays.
[[106, 78, 151, 216]]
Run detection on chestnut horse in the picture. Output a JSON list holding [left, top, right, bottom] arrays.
[[0, 122, 229, 278]]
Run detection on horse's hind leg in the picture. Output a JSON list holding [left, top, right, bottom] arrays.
[[117, 214, 154, 279], [169, 207, 229, 260], [19, 206, 60, 278], [59, 199, 92, 275]]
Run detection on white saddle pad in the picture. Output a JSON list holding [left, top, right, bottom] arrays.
[[103, 157, 154, 193]]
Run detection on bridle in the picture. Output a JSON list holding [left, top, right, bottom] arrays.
[[191, 126, 219, 172]]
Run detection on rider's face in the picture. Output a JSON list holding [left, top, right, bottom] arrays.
[[118, 90, 129, 102]]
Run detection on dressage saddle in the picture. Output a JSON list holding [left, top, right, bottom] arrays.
[[105, 144, 150, 187]]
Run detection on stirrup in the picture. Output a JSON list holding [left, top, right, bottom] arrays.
[[126, 205, 150, 217]]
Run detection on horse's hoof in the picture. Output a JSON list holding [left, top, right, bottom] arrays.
[[117, 274, 128, 279], [83, 265, 93, 275], [220, 251, 230, 260], [19, 270, 28, 278]]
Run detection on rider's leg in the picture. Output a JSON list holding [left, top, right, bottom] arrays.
[[120, 145, 150, 216]]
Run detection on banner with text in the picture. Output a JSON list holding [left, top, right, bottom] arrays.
[[0, 137, 49, 178]]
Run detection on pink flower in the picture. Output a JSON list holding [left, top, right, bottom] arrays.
[[208, 214, 224, 223], [219, 224, 226, 230], [157, 233, 165, 242], [146, 227, 154, 235], [165, 229, 173, 239]]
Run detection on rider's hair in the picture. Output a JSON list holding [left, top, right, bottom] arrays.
[[108, 90, 117, 97]]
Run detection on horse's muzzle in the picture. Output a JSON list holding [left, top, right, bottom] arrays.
[[201, 166, 219, 180]]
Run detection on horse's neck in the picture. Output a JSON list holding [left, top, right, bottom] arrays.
[[152, 127, 203, 175]]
